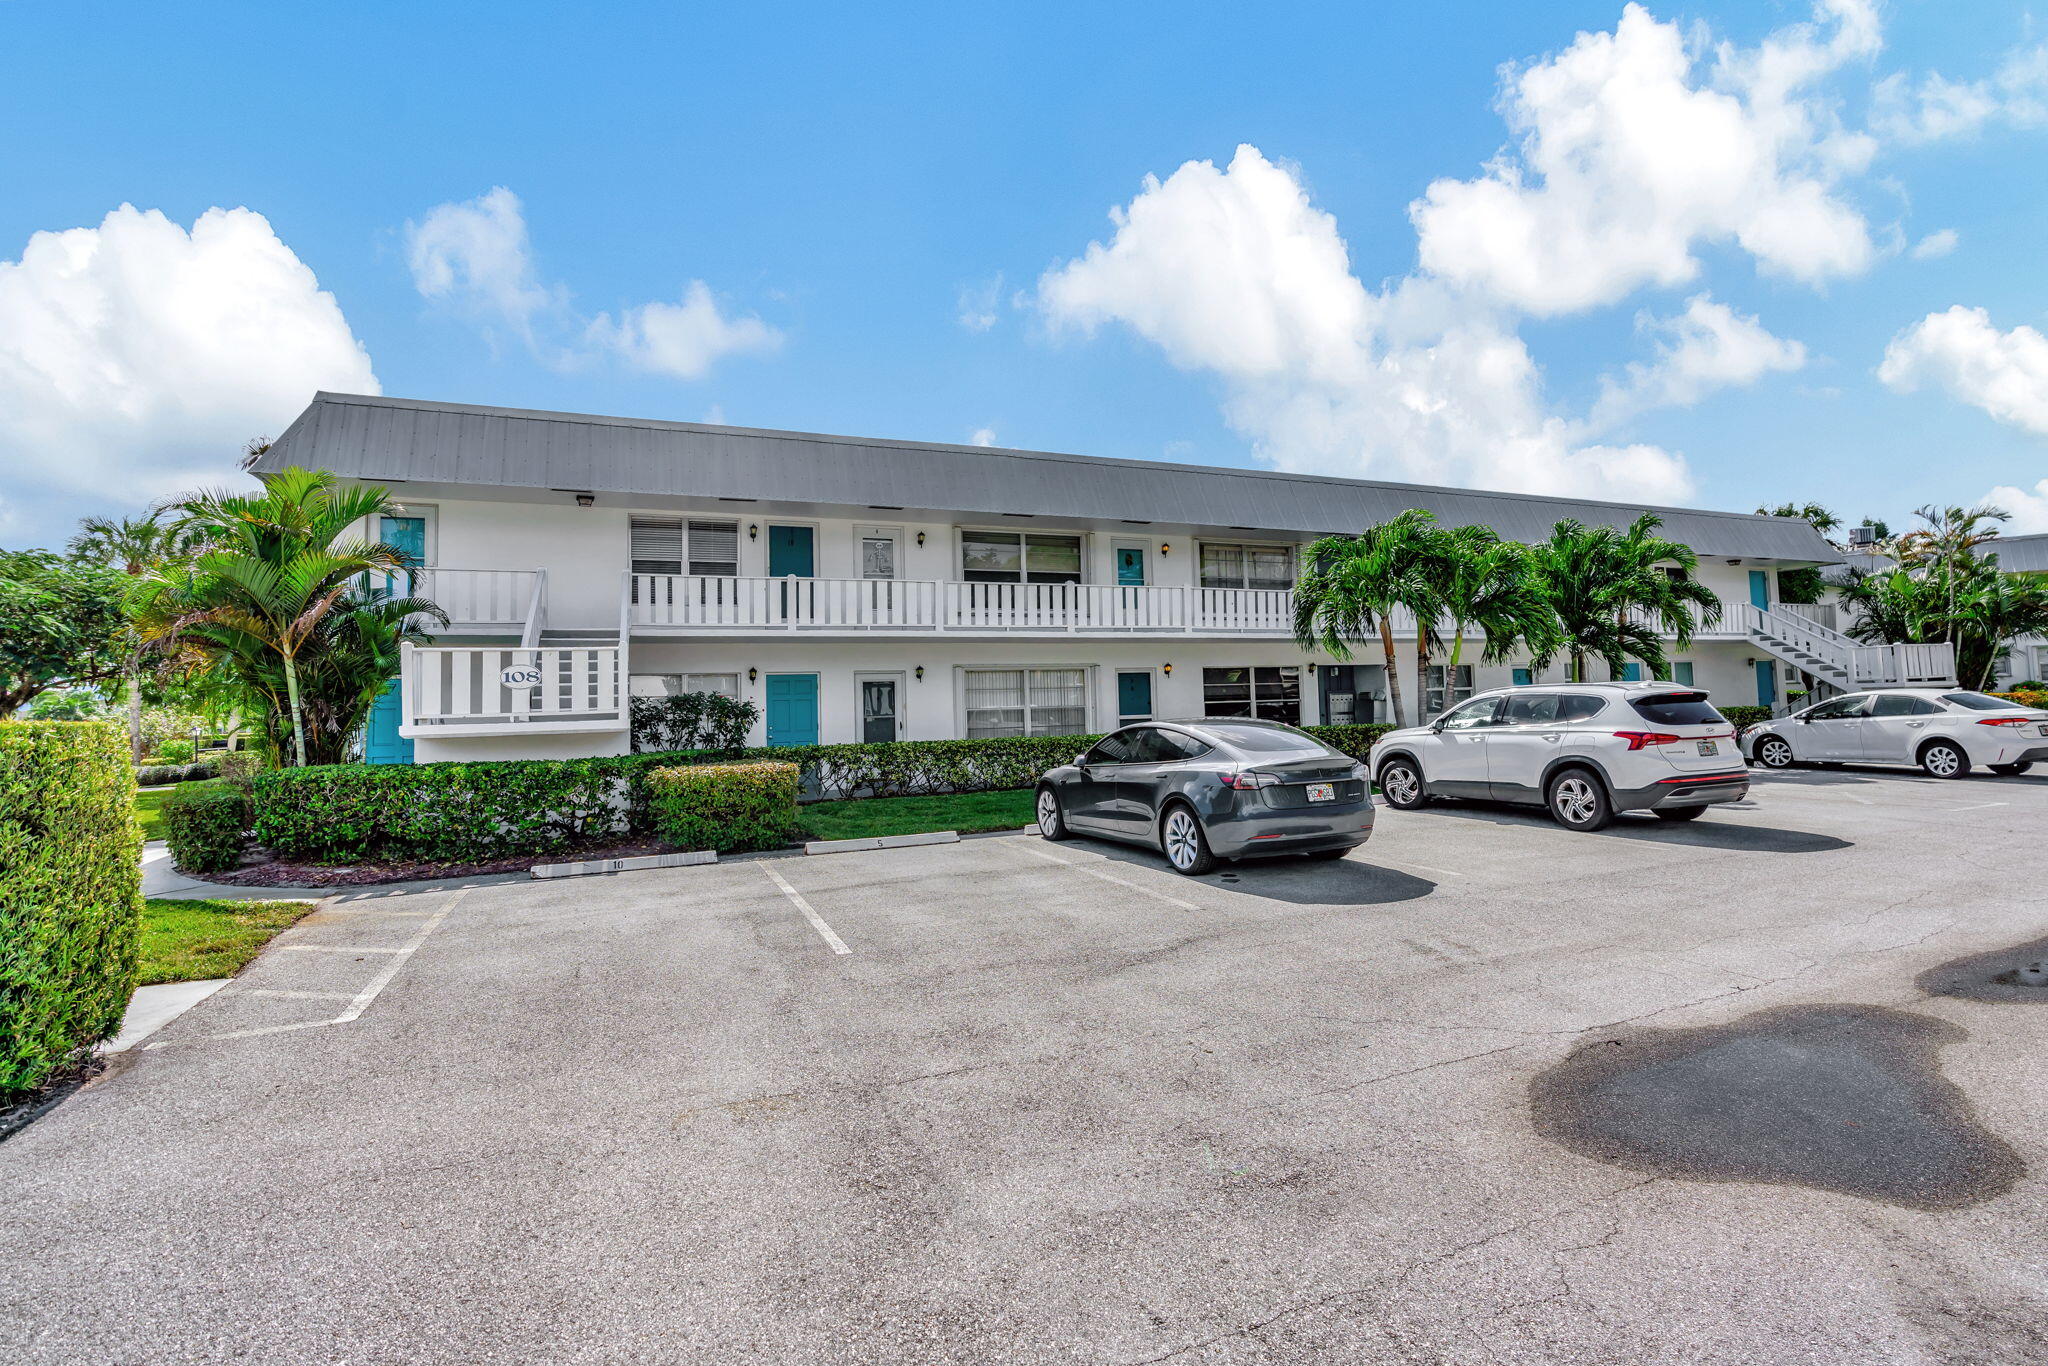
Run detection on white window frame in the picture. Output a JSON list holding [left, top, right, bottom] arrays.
[[1197, 539, 1296, 591], [1425, 664, 1475, 717], [1200, 665, 1304, 724], [956, 526, 1089, 585], [854, 671, 907, 743], [631, 517, 741, 578], [955, 664, 1095, 739], [629, 672, 740, 699], [376, 503, 438, 567]]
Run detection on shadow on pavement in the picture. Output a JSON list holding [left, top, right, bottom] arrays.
[[1402, 800, 1851, 853], [1060, 837, 1437, 906]]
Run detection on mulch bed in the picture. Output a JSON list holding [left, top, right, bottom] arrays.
[[200, 838, 682, 887]]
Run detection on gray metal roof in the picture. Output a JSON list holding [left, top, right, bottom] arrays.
[[258, 392, 1842, 562], [1825, 534, 2048, 582]]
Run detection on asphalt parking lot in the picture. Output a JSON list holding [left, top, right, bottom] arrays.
[[9, 767, 2048, 1364]]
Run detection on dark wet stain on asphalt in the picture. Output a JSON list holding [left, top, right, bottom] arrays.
[[1530, 1005, 2022, 1210], [1918, 933, 2048, 1004]]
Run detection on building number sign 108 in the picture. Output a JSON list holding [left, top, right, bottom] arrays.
[[500, 666, 544, 688]]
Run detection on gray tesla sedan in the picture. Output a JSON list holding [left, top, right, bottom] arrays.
[[1034, 718, 1375, 874]]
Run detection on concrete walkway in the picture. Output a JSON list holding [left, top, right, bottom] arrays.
[[103, 980, 231, 1053]]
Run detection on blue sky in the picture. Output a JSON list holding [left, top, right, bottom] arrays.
[[3, 0, 2046, 547]]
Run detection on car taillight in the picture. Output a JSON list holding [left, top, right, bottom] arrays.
[[1613, 731, 1683, 750], [1977, 717, 2035, 727], [1222, 769, 1279, 789]]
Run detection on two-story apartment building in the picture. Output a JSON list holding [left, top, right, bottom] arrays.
[[255, 392, 1954, 764]]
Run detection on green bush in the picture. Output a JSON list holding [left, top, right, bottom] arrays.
[[160, 782, 252, 875], [1303, 723, 1398, 761], [1993, 689, 2047, 709], [136, 760, 218, 788], [213, 750, 266, 791], [0, 722, 143, 1097], [648, 762, 800, 852], [630, 692, 759, 753], [151, 738, 196, 764], [1717, 705, 1774, 730]]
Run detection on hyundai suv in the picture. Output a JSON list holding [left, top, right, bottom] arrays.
[[1740, 687, 2048, 778], [1371, 683, 1748, 831]]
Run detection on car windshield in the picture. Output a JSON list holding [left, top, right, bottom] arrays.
[[1941, 691, 2027, 711], [1628, 691, 1724, 726], [1200, 722, 1330, 754]]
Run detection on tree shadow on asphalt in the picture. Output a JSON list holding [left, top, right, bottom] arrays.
[[1058, 837, 1437, 906], [1402, 801, 1851, 853]]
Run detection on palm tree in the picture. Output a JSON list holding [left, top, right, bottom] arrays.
[[1755, 502, 1842, 538], [1894, 503, 2010, 645], [1526, 515, 1720, 682], [1292, 509, 1442, 728], [139, 468, 443, 766], [1433, 526, 1560, 685], [68, 510, 202, 763], [1953, 569, 2048, 690]]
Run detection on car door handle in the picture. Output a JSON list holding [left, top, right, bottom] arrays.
[[1540, 733, 1560, 742]]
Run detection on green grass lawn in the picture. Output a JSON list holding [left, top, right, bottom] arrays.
[[799, 788, 1036, 842], [134, 785, 174, 836], [138, 898, 318, 987]]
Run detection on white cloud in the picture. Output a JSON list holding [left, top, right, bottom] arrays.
[[1587, 294, 1806, 430], [1040, 145, 1695, 502], [0, 204, 377, 514], [969, 427, 997, 446], [958, 275, 1003, 332], [405, 187, 561, 345], [1909, 228, 1959, 260], [586, 282, 781, 380], [1409, 0, 1878, 314], [1986, 478, 2048, 534], [1878, 305, 2048, 437], [408, 187, 780, 379], [1871, 45, 2048, 144]]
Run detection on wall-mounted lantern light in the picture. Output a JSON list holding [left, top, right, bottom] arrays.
[[748, 524, 760, 541], [914, 665, 925, 681], [1160, 542, 1171, 556], [916, 531, 927, 547], [1162, 663, 1174, 676], [1307, 662, 1318, 674], [747, 667, 759, 684], [575, 493, 594, 507]]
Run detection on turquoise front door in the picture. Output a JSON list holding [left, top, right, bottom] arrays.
[[1116, 547, 1146, 586], [1755, 660, 1776, 707], [765, 674, 820, 747], [1116, 670, 1153, 724], [380, 515, 425, 595], [364, 679, 413, 764], [768, 525, 815, 577], [1749, 570, 1770, 611]]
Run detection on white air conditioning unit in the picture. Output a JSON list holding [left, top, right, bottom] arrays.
[[1847, 525, 1877, 549]]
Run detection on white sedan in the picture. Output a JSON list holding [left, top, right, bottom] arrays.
[[1741, 688, 2048, 778]]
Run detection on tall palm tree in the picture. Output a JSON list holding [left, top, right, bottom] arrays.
[[1953, 569, 2048, 690], [1434, 526, 1560, 684], [139, 468, 441, 766], [1527, 515, 1720, 682], [1894, 503, 2010, 647], [68, 510, 202, 763], [1292, 509, 1442, 729]]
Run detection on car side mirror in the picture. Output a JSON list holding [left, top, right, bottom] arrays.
[[1072, 753, 1090, 768], [1797, 715, 1811, 723], [1429, 720, 1447, 734]]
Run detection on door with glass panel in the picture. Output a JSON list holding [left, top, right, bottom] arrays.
[[379, 515, 425, 597], [860, 678, 900, 743]]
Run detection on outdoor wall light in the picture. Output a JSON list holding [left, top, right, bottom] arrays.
[[747, 667, 759, 683], [1307, 662, 1318, 674], [1160, 542, 1171, 556], [916, 531, 926, 547], [575, 493, 594, 507], [748, 524, 760, 540], [915, 666, 925, 680], [1162, 663, 1174, 676]]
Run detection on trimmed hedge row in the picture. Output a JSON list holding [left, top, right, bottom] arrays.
[[0, 723, 143, 1097], [250, 723, 1404, 864], [161, 782, 252, 875], [137, 760, 218, 788], [649, 763, 799, 852], [1717, 705, 1774, 730]]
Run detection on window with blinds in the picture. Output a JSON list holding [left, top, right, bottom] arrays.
[[964, 668, 1088, 738], [1201, 666, 1302, 724], [1199, 542, 1294, 590], [960, 531, 1083, 584], [630, 518, 738, 576]]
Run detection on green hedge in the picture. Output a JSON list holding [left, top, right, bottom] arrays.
[[0, 723, 143, 1097], [161, 782, 252, 875], [1718, 705, 1774, 730], [250, 723, 1404, 864], [137, 760, 218, 788], [649, 762, 799, 852]]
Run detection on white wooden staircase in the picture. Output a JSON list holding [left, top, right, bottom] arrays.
[[1733, 603, 1956, 690]]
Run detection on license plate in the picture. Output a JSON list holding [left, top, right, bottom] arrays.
[[1697, 740, 1718, 756], [1306, 783, 1337, 803], [2038, 724, 2048, 737]]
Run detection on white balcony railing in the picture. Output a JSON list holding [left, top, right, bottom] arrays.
[[405, 568, 543, 630], [1779, 602, 1839, 632], [626, 575, 1296, 634], [400, 643, 624, 735]]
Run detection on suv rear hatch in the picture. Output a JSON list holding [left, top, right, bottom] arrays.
[[1622, 690, 1738, 772]]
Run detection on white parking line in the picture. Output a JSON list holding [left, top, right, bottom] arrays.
[[1012, 842, 1200, 911], [1945, 801, 2010, 813], [280, 945, 407, 954], [761, 864, 853, 955], [241, 988, 356, 1001]]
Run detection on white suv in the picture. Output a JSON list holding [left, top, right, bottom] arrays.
[[1741, 688, 2048, 778], [1371, 683, 1748, 832]]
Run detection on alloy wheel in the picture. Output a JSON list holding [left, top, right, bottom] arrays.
[[1036, 789, 1061, 836], [1757, 737, 1794, 769], [1164, 809, 1201, 870], [1552, 776, 1599, 826], [1923, 743, 1964, 778], [1382, 765, 1422, 806]]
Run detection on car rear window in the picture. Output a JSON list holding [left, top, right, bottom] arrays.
[[1200, 722, 1330, 754], [1628, 691, 1724, 726], [1555, 694, 1609, 722], [1941, 691, 2026, 711]]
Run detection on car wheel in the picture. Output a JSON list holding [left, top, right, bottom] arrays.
[[1377, 758, 1430, 809], [1653, 806, 1706, 822], [1160, 803, 1216, 876], [1992, 761, 2034, 776], [1035, 786, 1072, 840], [1752, 735, 1796, 770], [1547, 769, 1613, 832], [1919, 740, 1970, 780]]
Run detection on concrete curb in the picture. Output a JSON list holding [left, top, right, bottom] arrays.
[[532, 850, 718, 879], [804, 830, 961, 856], [104, 979, 231, 1053]]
